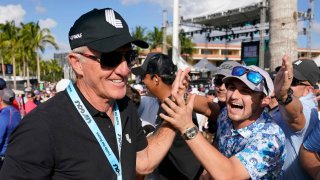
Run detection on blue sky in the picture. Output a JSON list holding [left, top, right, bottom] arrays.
[[0, 0, 319, 60]]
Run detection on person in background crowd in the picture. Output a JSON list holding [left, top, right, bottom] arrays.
[[132, 52, 203, 180], [0, 8, 181, 179], [267, 70, 279, 116], [273, 56, 320, 179], [138, 91, 159, 128], [205, 89, 216, 103], [33, 90, 42, 105], [0, 88, 21, 169], [132, 84, 144, 96], [126, 84, 155, 139], [299, 119, 320, 179], [23, 91, 37, 114], [0, 78, 19, 111], [160, 65, 285, 179]]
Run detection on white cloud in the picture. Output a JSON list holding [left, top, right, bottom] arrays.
[[0, 4, 26, 24], [56, 41, 70, 53], [120, 0, 263, 18], [35, 5, 47, 13], [39, 18, 57, 29], [121, 0, 170, 7], [41, 40, 70, 60]]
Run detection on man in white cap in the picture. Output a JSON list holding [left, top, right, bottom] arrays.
[[160, 65, 286, 179]]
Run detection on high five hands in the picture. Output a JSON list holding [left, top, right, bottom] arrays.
[[159, 67, 196, 134]]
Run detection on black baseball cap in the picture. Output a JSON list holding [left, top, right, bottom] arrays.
[[69, 8, 148, 53], [131, 53, 176, 77], [293, 59, 320, 86]]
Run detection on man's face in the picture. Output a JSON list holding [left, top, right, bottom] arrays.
[[213, 75, 227, 102], [79, 45, 132, 100], [206, 94, 215, 102], [142, 74, 157, 96], [290, 78, 313, 98], [226, 79, 264, 126]]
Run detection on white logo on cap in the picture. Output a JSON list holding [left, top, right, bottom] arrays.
[[294, 60, 302, 66], [105, 10, 123, 28], [70, 33, 82, 40]]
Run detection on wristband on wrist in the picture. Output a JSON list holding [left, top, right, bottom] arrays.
[[276, 88, 293, 105]]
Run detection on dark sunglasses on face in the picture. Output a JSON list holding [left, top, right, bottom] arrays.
[[232, 66, 269, 94], [75, 50, 138, 68], [291, 78, 310, 87]]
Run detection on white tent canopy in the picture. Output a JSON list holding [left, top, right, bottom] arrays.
[[192, 58, 217, 73]]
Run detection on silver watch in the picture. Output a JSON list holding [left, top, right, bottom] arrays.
[[182, 126, 199, 140]]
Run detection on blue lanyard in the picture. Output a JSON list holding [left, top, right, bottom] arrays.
[[67, 83, 122, 180]]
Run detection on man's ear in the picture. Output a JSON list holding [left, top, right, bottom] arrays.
[[68, 53, 84, 76], [152, 74, 160, 85], [261, 95, 271, 108], [304, 86, 314, 96]]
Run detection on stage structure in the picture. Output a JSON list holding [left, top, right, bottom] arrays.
[[180, 0, 314, 69]]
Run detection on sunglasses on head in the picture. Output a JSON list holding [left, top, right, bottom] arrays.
[[75, 50, 138, 68], [291, 78, 310, 87], [232, 66, 269, 94]]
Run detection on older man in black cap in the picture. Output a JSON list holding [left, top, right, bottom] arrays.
[[0, 8, 180, 179]]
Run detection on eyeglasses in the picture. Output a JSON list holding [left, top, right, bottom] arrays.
[[232, 66, 269, 94], [75, 50, 138, 68], [291, 78, 310, 87]]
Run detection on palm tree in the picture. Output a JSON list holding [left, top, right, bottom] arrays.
[[0, 24, 7, 79], [269, 0, 298, 70], [2, 21, 20, 89], [28, 22, 58, 83], [40, 59, 63, 82], [147, 26, 163, 50], [131, 26, 147, 53], [20, 22, 39, 88]]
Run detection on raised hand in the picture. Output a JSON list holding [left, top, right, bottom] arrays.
[[171, 67, 191, 99], [274, 55, 293, 101], [159, 87, 196, 134]]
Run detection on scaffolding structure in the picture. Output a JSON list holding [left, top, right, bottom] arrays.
[[179, 0, 314, 67]]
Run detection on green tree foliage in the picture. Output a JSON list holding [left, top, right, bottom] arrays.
[[147, 26, 163, 50], [0, 21, 58, 89]]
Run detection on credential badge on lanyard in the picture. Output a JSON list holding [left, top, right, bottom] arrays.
[[67, 83, 123, 180]]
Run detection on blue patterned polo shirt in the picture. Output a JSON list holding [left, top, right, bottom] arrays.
[[216, 107, 286, 179]]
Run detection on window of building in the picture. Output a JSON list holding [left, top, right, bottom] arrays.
[[221, 50, 232, 55], [201, 49, 213, 55]]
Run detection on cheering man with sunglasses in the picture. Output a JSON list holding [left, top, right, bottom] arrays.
[[192, 61, 241, 136], [0, 8, 179, 180], [159, 65, 286, 179], [272, 56, 320, 179]]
